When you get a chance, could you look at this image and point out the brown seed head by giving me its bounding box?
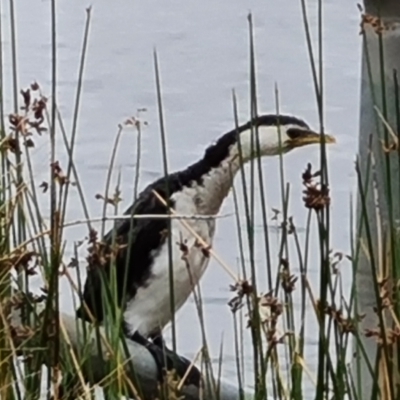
[20,89,31,110]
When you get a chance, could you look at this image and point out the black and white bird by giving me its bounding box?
[76,114,335,385]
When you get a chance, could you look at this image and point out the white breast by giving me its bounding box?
[123,187,216,337]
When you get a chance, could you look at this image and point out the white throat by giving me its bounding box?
[233,125,289,160]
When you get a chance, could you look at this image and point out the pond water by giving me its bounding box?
[2,0,360,395]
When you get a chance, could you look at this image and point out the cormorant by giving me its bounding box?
[76,114,335,386]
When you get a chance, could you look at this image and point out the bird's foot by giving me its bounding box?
[151,333,201,386]
[130,332,201,387]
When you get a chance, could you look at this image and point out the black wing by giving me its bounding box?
[75,140,225,323]
[76,179,175,324]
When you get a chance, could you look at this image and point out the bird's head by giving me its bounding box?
[236,114,336,159]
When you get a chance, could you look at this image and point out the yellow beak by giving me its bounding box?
[288,129,336,149]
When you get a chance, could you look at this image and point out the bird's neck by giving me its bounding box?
[168,121,285,215]
[190,153,243,215]
[175,128,259,215]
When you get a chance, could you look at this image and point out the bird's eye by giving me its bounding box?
[287,128,305,139]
